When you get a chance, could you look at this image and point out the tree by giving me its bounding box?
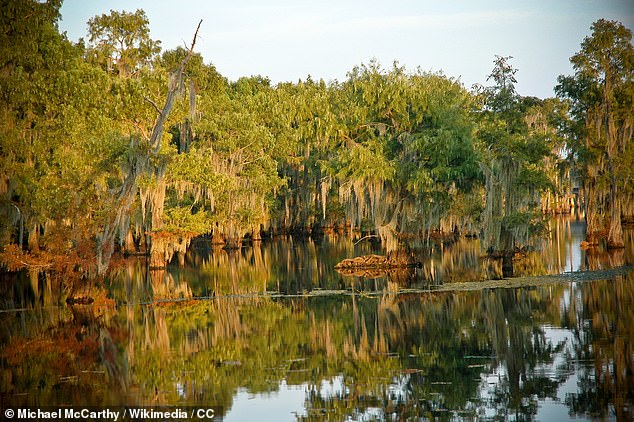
[176,75,285,249]
[327,61,480,253]
[477,56,552,276]
[272,77,339,236]
[556,19,634,248]
[95,21,203,272]
[87,9,160,77]
[0,0,131,277]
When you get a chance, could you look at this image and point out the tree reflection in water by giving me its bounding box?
[0,223,632,420]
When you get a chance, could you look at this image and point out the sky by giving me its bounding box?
[58,0,634,99]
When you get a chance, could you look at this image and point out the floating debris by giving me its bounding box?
[66,296,94,305]
[465,356,496,359]
[334,253,418,271]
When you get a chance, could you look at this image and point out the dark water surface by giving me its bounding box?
[1,219,633,420]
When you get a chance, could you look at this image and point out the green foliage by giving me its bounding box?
[556,19,634,244]
[326,62,481,238]
[477,56,557,253]
[86,9,161,76]
[484,55,519,113]
[163,206,210,235]
[2,4,618,274]
[1,1,136,259]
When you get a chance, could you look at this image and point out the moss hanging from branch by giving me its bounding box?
[556,19,634,248]
[96,20,203,274]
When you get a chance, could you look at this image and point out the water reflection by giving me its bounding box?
[108,218,634,301]
[0,221,633,421]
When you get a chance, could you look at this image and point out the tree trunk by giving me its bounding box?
[28,222,40,252]
[121,228,136,255]
[95,21,202,275]
[584,175,600,245]
[500,226,514,277]
[149,236,167,268]
[607,184,624,248]
[604,70,624,249]
[145,178,167,265]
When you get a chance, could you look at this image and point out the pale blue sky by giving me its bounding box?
[59,0,633,99]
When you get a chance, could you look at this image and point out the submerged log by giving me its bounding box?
[66,296,94,306]
[335,254,389,269]
[334,251,418,270]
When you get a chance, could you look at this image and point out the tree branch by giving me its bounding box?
[149,19,202,152]
[353,234,380,245]
[96,20,203,275]
[143,96,162,115]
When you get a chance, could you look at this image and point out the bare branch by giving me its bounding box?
[148,19,203,152]
[179,19,203,73]
[353,234,380,245]
[96,20,203,275]
[143,96,162,115]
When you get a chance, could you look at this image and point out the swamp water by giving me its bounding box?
[1,218,633,420]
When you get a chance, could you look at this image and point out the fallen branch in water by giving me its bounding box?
[353,234,380,245]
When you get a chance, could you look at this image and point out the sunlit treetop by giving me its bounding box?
[86,9,161,77]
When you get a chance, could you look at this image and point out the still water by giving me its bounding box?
[1,218,633,421]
